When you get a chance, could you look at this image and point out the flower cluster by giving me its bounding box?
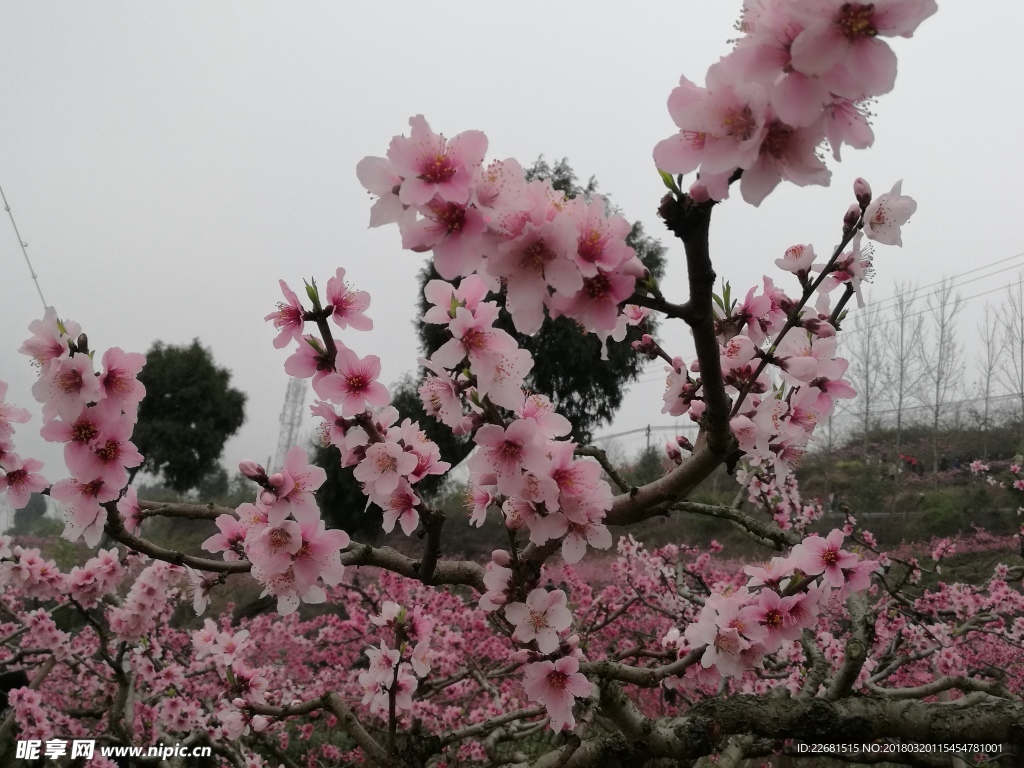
[654,0,937,205]
[356,601,433,715]
[203,448,347,614]
[671,529,876,679]
[11,309,147,546]
[359,117,649,348]
[0,380,44,509]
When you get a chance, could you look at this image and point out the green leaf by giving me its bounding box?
[304,278,322,311]
[658,169,680,194]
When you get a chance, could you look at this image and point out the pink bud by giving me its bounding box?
[631,334,658,358]
[268,472,286,490]
[688,180,711,203]
[491,549,512,567]
[853,177,872,209]
[239,460,266,480]
[260,490,278,505]
[843,203,860,231]
[232,698,246,708]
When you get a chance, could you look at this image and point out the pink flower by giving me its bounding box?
[487,214,581,335]
[202,513,248,561]
[0,454,48,509]
[790,529,860,588]
[64,410,143,489]
[653,60,769,180]
[32,354,101,422]
[740,118,831,206]
[19,307,80,369]
[790,0,938,98]
[284,335,335,383]
[313,346,390,417]
[356,156,409,228]
[863,180,917,246]
[326,268,372,331]
[504,588,573,653]
[364,641,400,684]
[751,589,802,653]
[432,303,535,412]
[387,115,488,206]
[0,381,31,437]
[418,359,467,431]
[401,196,491,280]
[522,656,592,732]
[567,195,634,277]
[410,640,431,677]
[774,243,816,283]
[471,420,547,497]
[421,276,490,325]
[247,519,303,575]
[354,441,417,497]
[116,487,144,535]
[377,479,421,535]
[264,446,327,525]
[98,347,147,408]
[291,520,348,589]
[51,476,120,548]
[478,561,514,612]
[518,394,572,439]
[265,280,306,350]
[560,506,613,563]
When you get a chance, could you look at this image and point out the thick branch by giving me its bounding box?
[104,505,252,574]
[138,500,233,520]
[604,443,723,526]
[658,193,733,455]
[342,543,484,591]
[581,647,704,688]
[520,694,1024,768]
[324,692,396,767]
[673,500,800,549]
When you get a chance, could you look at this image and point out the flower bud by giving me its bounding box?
[688,180,711,203]
[631,334,658,358]
[268,472,286,490]
[259,490,278,506]
[843,203,861,231]
[239,460,266,481]
[666,442,683,464]
[853,177,872,209]
[491,549,512,567]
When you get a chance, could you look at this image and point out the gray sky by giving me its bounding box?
[2,2,1022,485]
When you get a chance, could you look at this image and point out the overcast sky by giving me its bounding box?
[2,1,1022,496]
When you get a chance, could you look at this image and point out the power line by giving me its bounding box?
[0,181,46,310]
[863,250,1024,313]
[833,390,1023,421]
[843,282,1007,338]
[593,423,697,444]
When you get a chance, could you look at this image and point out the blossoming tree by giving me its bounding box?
[7,2,1024,767]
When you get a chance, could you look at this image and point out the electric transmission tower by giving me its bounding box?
[271,377,308,472]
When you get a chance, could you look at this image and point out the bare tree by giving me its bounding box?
[920,278,964,473]
[974,303,1005,458]
[844,295,888,456]
[1000,272,1024,447]
[880,281,926,455]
